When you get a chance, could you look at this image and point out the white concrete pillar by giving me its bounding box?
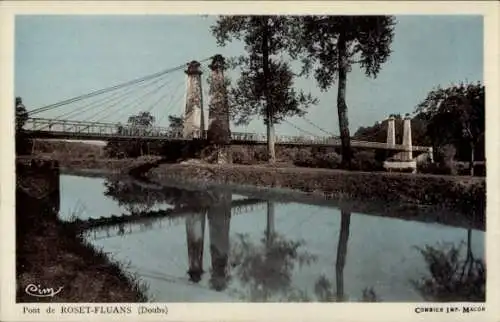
[402,114,413,161]
[386,116,396,146]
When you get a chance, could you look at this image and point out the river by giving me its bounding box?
[59,174,485,303]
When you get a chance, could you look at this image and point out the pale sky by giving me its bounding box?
[15,15,483,136]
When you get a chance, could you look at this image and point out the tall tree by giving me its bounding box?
[415,82,485,175]
[211,16,317,163]
[290,16,396,169]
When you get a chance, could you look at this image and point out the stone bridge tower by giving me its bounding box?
[207,54,231,163]
[183,61,204,138]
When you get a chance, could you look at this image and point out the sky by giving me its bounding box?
[15,15,483,137]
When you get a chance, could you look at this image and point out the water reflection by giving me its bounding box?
[186,212,206,283]
[412,228,485,302]
[207,191,232,291]
[75,176,486,302]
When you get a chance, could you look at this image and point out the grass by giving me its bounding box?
[16,161,150,302]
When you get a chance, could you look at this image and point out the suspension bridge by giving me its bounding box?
[18,55,432,159]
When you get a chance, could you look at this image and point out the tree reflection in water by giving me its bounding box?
[228,201,317,301]
[412,228,485,302]
[313,210,380,302]
[101,180,388,301]
[103,178,218,214]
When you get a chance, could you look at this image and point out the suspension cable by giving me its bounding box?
[85,74,176,126]
[33,72,171,131]
[301,115,336,136]
[156,79,186,126]
[28,56,213,116]
[137,78,182,123]
[281,119,321,138]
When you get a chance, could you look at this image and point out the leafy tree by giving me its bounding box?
[128,111,155,131]
[415,82,485,175]
[211,16,317,163]
[289,16,396,169]
[107,111,156,157]
[15,97,28,131]
[167,114,184,136]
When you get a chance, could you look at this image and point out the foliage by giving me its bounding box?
[106,111,157,158]
[211,16,317,162]
[412,240,485,302]
[415,82,485,175]
[103,179,218,214]
[353,114,430,147]
[167,114,184,136]
[351,150,383,172]
[230,232,316,301]
[127,111,155,128]
[15,97,28,131]
[289,16,397,168]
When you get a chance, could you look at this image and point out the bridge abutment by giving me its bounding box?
[183,61,204,139]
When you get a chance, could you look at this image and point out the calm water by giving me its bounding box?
[59,174,485,302]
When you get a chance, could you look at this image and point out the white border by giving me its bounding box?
[1,1,499,321]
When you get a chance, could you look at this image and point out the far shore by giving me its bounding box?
[20,156,485,229]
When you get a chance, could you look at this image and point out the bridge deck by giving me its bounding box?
[23,117,431,152]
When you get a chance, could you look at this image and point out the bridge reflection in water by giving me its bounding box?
[75,177,484,302]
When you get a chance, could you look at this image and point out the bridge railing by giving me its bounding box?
[24,117,431,152]
[24,117,192,140]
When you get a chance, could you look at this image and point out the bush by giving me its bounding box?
[419,162,456,175]
[351,151,383,171]
[231,146,253,165]
[293,149,315,167]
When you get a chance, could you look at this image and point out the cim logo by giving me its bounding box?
[25,284,63,298]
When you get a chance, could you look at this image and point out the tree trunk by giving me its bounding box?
[469,143,475,176]
[262,18,276,163]
[336,31,352,169]
[336,209,351,302]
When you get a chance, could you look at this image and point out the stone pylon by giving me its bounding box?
[207,55,231,164]
[183,61,204,138]
[386,116,396,146]
[402,114,413,161]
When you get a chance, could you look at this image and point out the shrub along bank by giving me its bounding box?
[29,139,485,176]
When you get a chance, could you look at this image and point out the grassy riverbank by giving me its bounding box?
[16,162,149,302]
[146,163,485,218]
[21,152,486,218]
